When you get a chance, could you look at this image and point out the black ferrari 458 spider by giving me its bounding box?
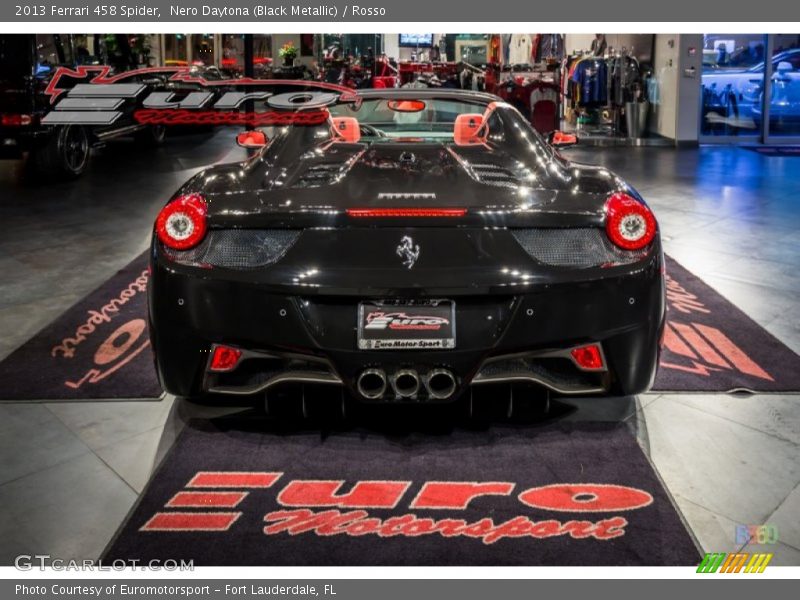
[148,89,665,417]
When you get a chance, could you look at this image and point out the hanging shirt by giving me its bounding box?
[530,84,559,134]
[530,84,559,109]
[647,70,663,105]
[610,55,641,105]
[459,69,469,89]
[509,34,533,65]
[571,58,607,105]
[501,34,512,64]
[537,35,564,61]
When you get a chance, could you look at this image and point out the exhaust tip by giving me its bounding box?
[392,369,420,398]
[357,369,387,400]
[425,369,457,400]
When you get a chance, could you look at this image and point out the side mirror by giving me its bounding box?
[236,130,268,149]
[776,61,793,74]
[548,130,579,148]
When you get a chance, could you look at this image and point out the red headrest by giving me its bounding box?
[372,76,396,89]
[331,117,361,143]
[453,113,485,146]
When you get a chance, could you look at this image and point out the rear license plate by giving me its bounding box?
[357,300,456,350]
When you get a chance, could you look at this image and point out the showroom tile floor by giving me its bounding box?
[0,131,799,565]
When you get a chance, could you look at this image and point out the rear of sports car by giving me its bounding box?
[147,92,666,408]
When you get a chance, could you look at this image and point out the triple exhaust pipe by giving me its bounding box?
[356,368,457,401]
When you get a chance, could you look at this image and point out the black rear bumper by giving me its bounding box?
[148,243,665,400]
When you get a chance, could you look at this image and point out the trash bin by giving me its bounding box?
[625,101,650,138]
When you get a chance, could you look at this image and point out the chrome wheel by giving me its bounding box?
[61,126,89,174]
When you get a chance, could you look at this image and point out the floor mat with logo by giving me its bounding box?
[102,416,701,566]
[0,252,160,401]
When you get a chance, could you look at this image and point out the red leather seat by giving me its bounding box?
[453,113,485,146]
[372,76,397,89]
[331,117,361,143]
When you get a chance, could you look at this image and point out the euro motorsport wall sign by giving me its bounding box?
[39,65,359,128]
[4,0,800,22]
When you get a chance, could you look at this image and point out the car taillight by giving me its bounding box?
[209,345,243,372]
[570,344,605,371]
[155,194,208,250]
[604,192,656,250]
[1,114,33,126]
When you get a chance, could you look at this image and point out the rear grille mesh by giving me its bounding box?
[469,163,520,188]
[163,229,300,269]
[163,228,646,270]
[512,228,648,267]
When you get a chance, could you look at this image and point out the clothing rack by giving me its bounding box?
[561,49,646,136]
[492,68,561,134]
[396,61,487,90]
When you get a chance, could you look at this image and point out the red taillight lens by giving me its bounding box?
[155,194,207,250]
[346,208,467,218]
[604,192,656,250]
[1,114,33,126]
[209,345,242,372]
[570,344,605,371]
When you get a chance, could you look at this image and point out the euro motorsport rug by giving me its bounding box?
[102,416,701,566]
[653,257,800,393]
[0,252,161,401]
[0,252,799,401]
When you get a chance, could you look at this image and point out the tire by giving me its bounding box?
[465,383,550,424]
[465,385,508,425]
[134,124,166,147]
[301,385,351,425]
[264,385,305,421]
[30,125,90,180]
[507,383,551,422]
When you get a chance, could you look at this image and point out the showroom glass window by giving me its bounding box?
[164,34,188,65]
[700,34,766,137]
[345,34,382,58]
[221,34,244,74]
[192,34,215,66]
[767,34,800,137]
[254,36,273,77]
[220,35,272,77]
[35,34,75,69]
